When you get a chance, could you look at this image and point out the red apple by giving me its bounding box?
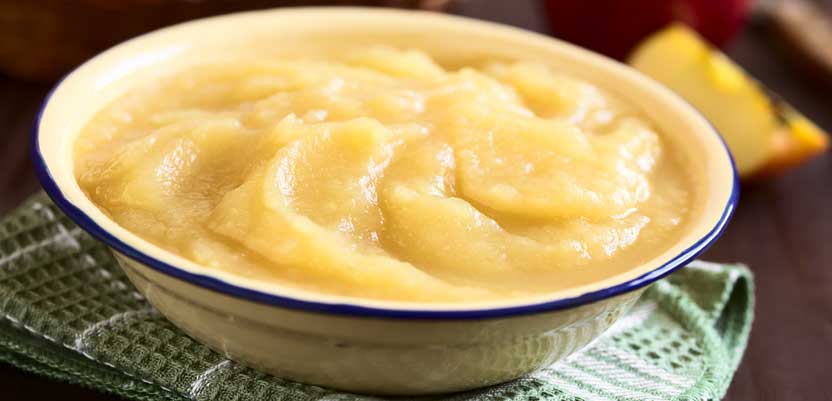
[544,0,752,60]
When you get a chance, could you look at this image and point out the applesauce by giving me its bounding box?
[74,47,691,302]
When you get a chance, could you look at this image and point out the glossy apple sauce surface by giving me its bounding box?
[73,47,691,302]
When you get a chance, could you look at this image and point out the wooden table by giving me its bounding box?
[1,2,830,400]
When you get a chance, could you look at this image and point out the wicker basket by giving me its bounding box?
[0,0,453,81]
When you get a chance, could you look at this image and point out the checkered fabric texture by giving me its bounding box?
[0,193,753,401]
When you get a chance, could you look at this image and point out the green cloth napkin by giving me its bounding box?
[0,193,753,401]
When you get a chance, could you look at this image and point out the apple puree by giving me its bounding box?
[74,47,690,302]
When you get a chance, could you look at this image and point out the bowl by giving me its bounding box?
[31,7,737,395]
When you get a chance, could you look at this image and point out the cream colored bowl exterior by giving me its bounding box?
[33,7,737,396]
[117,252,641,395]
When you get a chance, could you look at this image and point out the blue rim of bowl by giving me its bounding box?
[31,78,739,320]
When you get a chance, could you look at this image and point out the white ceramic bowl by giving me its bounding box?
[32,7,737,395]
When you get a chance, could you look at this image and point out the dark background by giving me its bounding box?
[1,1,830,400]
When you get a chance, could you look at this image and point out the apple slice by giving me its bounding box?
[755,100,829,178]
[629,23,828,177]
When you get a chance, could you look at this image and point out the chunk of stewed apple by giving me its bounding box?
[452,112,660,220]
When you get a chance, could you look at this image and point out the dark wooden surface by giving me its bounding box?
[1,2,831,400]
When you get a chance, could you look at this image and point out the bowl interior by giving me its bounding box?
[34,7,736,314]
